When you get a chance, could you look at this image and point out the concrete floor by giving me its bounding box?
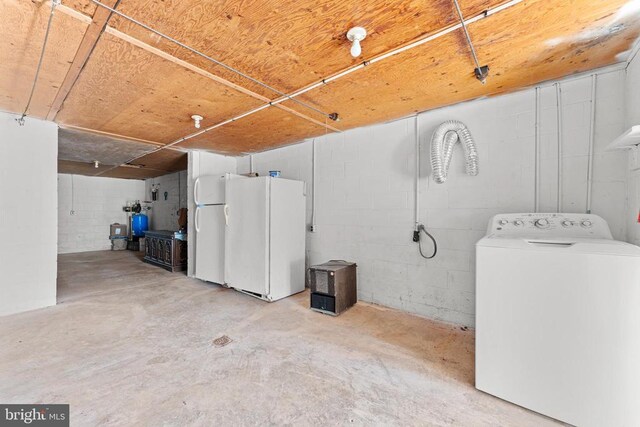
[0,251,561,426]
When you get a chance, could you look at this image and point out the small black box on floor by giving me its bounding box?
[309,260,357,316]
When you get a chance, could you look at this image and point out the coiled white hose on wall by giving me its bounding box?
[430,121,478,184]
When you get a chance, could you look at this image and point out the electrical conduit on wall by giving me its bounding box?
[556,82,564,213]
[587,74,597,214]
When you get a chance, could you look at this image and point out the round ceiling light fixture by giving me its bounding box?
[191,114,204,129]
[346,27,367,58]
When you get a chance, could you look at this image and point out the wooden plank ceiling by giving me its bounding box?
[2,0,639,179]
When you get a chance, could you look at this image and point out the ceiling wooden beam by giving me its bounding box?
[106,26,338,131]
[46,0,121,121]
[53,3,340,133]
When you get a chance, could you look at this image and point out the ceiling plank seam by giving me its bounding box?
[265,0,523,109]
[54,3,341,134]
[163,0,525,151]
[103,26,341,132]
[90,0,339,122]
[58,124,189,153]
[86,0,526,172]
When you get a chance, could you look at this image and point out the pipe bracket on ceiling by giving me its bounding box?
[90,0,339,122]
[16,0,60,125]
[452,0,489,84]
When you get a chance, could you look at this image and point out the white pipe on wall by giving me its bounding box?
[414,116,420,231]
[586,74,597,214]
[534,87,541,213]
[311,139,317,232]
[556,83,563,213]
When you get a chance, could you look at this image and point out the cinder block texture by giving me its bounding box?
[238,67,629,327]
[58,175,145,254]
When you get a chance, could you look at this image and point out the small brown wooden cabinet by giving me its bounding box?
[144,230,187,272]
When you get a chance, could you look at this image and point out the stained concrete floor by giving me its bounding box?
[0,251,561,426]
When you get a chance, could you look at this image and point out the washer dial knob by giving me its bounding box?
[561,220,573,227]
[581,220,593,228]
[498,219,508,226]
[514,220,524,227]
[535,218,549,228]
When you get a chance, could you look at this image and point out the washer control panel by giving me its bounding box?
[487,213,612,239]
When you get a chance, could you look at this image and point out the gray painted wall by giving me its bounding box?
[145,171,188,231]
[1,112,58,315]
[237,66,629,326]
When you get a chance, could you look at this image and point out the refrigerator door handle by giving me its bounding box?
[194,177,200,205]
[195,206,201,233]
[224,204,229,226]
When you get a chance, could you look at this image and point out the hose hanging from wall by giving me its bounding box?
[417,224,437,259]
[430,121,478,184]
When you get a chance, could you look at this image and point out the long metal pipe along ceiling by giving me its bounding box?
[279,0,524,103]
[181,0,524,145]
[96,0,524,175]
[17,0,60,125]
[95,103,272,176]
[89,0,336,121]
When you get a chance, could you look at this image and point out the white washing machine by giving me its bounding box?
[476,213,640,427]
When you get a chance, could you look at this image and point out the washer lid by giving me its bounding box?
[477,236,640,256]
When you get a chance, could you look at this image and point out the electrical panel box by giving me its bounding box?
[309,260,357,316]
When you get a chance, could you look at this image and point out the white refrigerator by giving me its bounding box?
[193,173,244,284]
[224,176,306,301]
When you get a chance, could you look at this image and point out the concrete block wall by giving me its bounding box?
[238,66,628,326]
[0,112,58,316]
[625,50,640,246]
[236,143,314,252]
[145,170,187,231]
[58,174,146,254]
[537,71,627,235]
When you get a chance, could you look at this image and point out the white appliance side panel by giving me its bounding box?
[194,205,225,284]
[225,178,269,295]
[194,175,226,205]
[187,151,197,277]
[476,246,640,427]
[268,179,306,301]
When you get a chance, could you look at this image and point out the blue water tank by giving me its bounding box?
[131,214,149,237]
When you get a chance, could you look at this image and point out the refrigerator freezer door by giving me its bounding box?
[194,175,225,205]
[194,205,226,284]
[225,177,269,296]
